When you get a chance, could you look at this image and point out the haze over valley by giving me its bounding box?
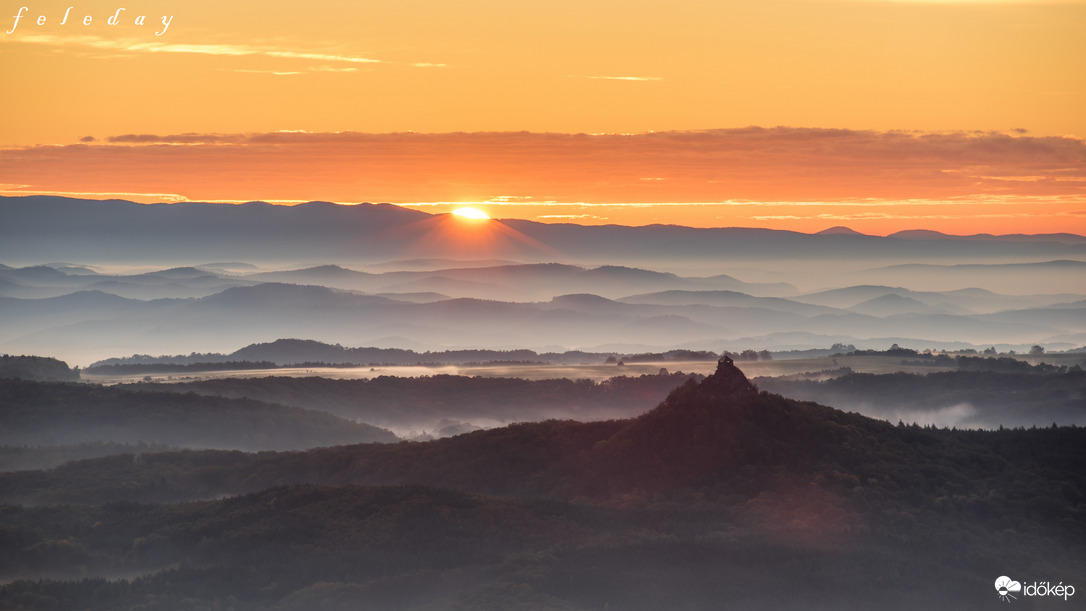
[2,197,1084,609]
[3,197,1085,367]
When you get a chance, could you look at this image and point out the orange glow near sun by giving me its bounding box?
[389,206,561,259]
[452,207,491,221]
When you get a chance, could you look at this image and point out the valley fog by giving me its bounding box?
[2,198,1085,610]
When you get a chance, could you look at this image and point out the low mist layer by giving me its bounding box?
[3,259,1083,367]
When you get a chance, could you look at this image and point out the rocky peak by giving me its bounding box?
[701,354,759,399]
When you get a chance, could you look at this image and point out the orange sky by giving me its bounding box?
[2,0,1085,234]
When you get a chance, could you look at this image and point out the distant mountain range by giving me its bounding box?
[3,196,1084,269]
[0,260,791,301]
[3,196,1085,363]
[853,259,1086,292]
[3,261,1083,366]
[86,338,627,368]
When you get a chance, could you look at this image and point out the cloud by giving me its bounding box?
[264,50,380,64]
[536,214,607,220]
[11,34,379,62]
[107,133,245,144]
[577,75,664,81]
[0,187,189,202]
[6,34,441,69]
[1,129,1083,219]
[233,69,303,76]
[311,66,359,73]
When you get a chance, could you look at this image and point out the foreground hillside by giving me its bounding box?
[123,371,702,432]
[1,360,1082,609]
[0,380,396,461]
[758,368,1086,428]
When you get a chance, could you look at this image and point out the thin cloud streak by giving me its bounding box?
[233,69,303,76]
[0,188,190,202]
[264,50,380,64]
[6,34,441,68]
[582,75,664,81]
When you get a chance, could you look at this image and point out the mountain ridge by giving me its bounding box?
[4,196,1084,266]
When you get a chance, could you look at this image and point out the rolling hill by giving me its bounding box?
[1,360,1082,609]
[0,379,397,453]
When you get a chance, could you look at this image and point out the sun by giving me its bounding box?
[452,207,490,220]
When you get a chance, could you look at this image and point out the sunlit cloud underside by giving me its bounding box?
[2,128,1084,234]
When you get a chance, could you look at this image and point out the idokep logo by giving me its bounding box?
[995,576,1076,603]
[996,576,1022,602]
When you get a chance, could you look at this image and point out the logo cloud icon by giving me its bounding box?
[995,576,1022,602]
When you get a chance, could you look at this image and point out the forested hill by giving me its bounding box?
[756,368,1086,428]
[88,338,719,369]
[0,380,397,453]
[2,360,1083,610]
[128,372,703,431]
[6,360,1084,515]
[0,355,79,382]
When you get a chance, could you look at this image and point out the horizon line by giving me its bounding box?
[2,193,1084,240]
